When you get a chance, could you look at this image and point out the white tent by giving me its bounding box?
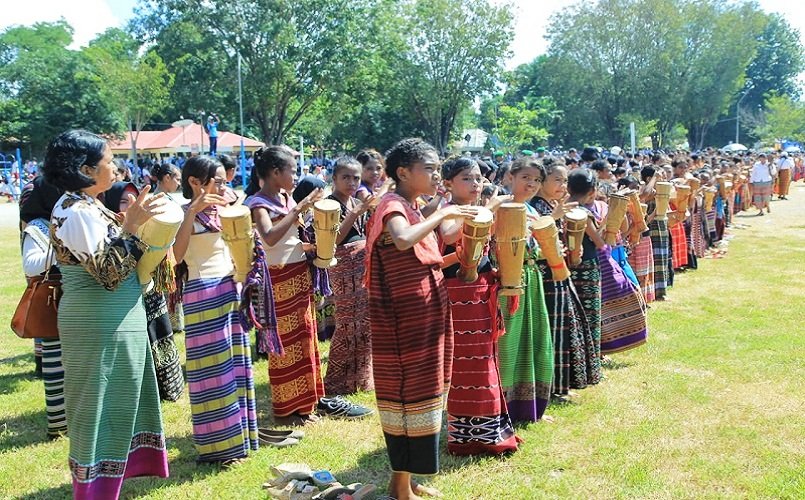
[721,143,748,152]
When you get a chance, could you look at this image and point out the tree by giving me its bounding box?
[133,0,377,146]
[0,21,120,154]
[493,103,550,153]
[85,29,174,161]
[393,0,514,154]
[751,94,805,144]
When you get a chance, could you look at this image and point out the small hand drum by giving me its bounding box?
[312,199,340,268]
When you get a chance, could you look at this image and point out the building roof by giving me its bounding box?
[108,124,265,152]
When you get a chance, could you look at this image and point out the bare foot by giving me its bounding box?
[411,480,443,498]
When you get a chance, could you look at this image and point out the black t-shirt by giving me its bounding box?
[327,194,366,245]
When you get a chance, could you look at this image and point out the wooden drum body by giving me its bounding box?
[136,199,183,285]
[219,204,255,283]
[704,189,716,211]
[312,199,340,269]
[530,216,570,281]
[654,181,673,221]
[604,193,629,245]
[564,208,588,267]
[494,203,527,296]
[674,184,691,216]
[457,206,494,283]
[626,190,649,236]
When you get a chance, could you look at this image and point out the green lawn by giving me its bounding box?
[1,189,804,499]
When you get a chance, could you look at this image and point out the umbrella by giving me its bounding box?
[721,143,748,152]
[784,145,801,153]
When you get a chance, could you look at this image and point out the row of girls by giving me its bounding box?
[22,131,380,500]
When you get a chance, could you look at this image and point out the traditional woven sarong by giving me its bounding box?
[649,219,670,299]
[184,276,257,462]
[628,234,655,303]
[690,208,706,258]
[144,289,184,402]
[324,240,373,395]
[670,221,689,269]
[598,247,648,354]
[569,258,603,384]
[684,220,698,270]
[369,243,452,475]
[752,181,772,206]
[446,272,518,456]
[537,262,597,394]
[267,260,325,417]
[315,292,336,342]
[41,338,66,437]
[59,267,168,499]
[778,169,791,196]
[499,253,555,423]
[184,275,259,462]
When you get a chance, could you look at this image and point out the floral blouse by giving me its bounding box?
[51,191,148,290]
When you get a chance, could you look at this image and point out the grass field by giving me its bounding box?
[1,187,804,499]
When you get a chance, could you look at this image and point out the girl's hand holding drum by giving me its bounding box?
[122,185,168,234]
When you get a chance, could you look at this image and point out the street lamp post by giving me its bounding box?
[736,90,750,144]
[238,52,247,189]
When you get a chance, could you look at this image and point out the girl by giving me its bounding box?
[642,166,671,300]
[529,159,598,397]
[356,149,384,202]
[566,169,604,382]
[497,157,555,422]
[440,157,519,456]
[244,146,327,425]
[323,157,374,395]
[173,155,258,464]
[365,138,474,500]
[627,173,656,303]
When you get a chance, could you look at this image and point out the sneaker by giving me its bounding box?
[316,396,374,419]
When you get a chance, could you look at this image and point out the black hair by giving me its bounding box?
[590,159,610,172]
[441,157,478,180]
[509,157,546,181]
[541,156,566,176]
[566,157,579,165]
[332,156,361,177]
[567,168,597,196]
[181,155,222,199]
[218,154,237,172]
[152,162,176,182]
[42,129,107,192]
[640,165,656,183]
[356,149,385,168]
[246,145,296,195]
[617,175,639,190]
[384,138,437,182]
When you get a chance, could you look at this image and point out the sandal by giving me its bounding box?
[259,434,300,448]
[259,427,305,440]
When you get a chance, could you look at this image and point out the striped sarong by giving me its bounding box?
[267,260,325,418]
[569,258,602,383]
[691,208,706,258]
[59,267,168,499]
[325,240,374,395]
[628,234,655,303]
[649,219,670,299]
[446,272,518,456]
[752,181,772,206]
[598,247,648,354]
[777,169,791,196]
[369,243,452,474]
[538,262,597,394]
[499,259,554,422]
[670,221,689,269]
[41,338,66,437]
[184,275,258,462]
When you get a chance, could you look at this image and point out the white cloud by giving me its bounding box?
[1,0,120,49]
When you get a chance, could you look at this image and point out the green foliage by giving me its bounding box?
[84,29,174,157]
[392,0,514,153]
[0,22,120,154]
[493,102,550,153]
[751,93,805,144]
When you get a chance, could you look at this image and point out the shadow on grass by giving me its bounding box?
[15,433,223,499]
[0,408,50,452]
[602,359,634,370]
[0,370,37,396]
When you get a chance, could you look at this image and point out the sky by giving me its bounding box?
[1,0,803,69]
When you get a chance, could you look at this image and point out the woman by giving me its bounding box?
[173,155,259,464]
[18,176,67,439]
[102,181,184,403]
[750,154,773,215]
[42,130,169,499]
